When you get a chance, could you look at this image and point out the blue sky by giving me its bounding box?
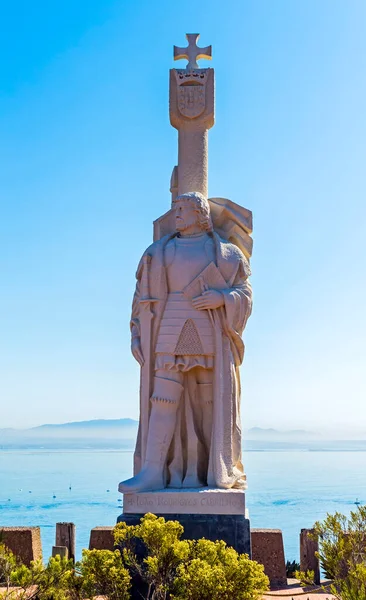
[1,0,365,433]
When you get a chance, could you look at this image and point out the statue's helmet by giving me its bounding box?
[172,191,213,232]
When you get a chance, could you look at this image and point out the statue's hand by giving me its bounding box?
[192,290,224,310]
[131,337,144,366]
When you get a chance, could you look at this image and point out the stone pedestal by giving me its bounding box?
[119,488,250,555]
[56,522,75,562]
[251,529,287,589]
[118,513,251,556]
[122,487,245,515]
[52,546,68,559]
[0,527,42,565]
[300,528,320,585]
[89,526,115,551]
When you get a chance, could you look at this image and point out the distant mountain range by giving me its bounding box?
[0,419,316,440]
[32,418,138,430]
[0,418,138,441]
[246,427,316,440]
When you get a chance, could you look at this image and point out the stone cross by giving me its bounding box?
[169,34,214,197]
[174,33,212,70]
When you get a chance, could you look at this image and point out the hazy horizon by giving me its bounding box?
[1,417,366,441]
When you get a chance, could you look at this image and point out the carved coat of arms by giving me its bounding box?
[178,84,205,119]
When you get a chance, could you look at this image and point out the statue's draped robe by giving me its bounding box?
[131,231,252,489]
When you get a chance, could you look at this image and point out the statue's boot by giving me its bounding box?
[119,377,183,493]
[181,382,213,488]
[199,383,213,459]
[167,402,184,488]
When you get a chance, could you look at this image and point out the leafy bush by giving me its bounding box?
[286,559,300,577]
[296,505,366,600]
[114,513,269,600]
[172,538,268,600]
[0,544,18,591]
[9,555,76,600]
[114,514,191,599]
[79,549,131,600]
[0,550,131,600]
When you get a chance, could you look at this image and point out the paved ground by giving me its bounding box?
[262,579,337,599]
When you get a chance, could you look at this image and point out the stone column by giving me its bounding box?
[300,528,320,585]
[0,527,42,566]
[169,68,214,198]
[56,522,75,562]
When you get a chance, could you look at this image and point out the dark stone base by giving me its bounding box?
[117,512,251,556]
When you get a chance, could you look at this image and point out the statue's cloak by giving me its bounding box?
[131,231,252,489]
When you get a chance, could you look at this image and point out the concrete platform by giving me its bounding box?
[262,578,336,598]
[122,487,245,515]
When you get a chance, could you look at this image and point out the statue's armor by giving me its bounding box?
[155,233,215,371]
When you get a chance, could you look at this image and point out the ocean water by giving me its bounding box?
[0,441,365,562]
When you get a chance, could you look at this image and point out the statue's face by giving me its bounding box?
[175,200,199,232]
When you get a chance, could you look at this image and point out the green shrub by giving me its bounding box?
[1,550,131,600]
[114,513,269,600]
[286,559,300,577]
[79,549,131,600]
[0,544,18,591]
[296,505,366,600]
[9,555,75,600]
[172,538,269,600]
[114,513,191,599]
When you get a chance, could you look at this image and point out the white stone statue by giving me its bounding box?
[119,191,252,493]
